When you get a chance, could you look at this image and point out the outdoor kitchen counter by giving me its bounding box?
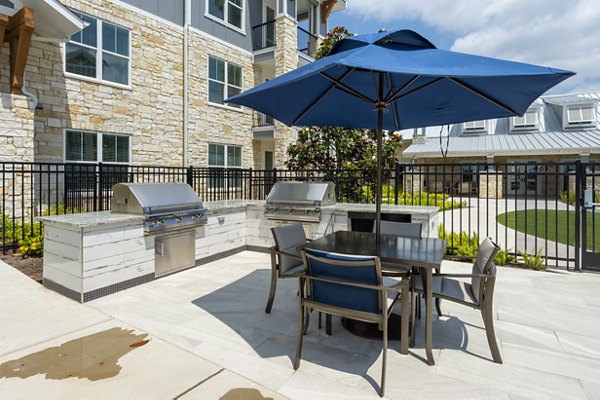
[203,200,264,212]
[325,203,438,215]
[37,211,144,227]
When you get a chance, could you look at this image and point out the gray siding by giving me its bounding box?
[120,0,184,25]
[249,0,263,29]
[192,0,252,51]
[0,0,13,8]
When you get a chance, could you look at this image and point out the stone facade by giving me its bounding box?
[478,174,504,199]
[0,0,310,170]
[0,93,34,161]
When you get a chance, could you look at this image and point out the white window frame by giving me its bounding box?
[208,143,243,190]
[205,0,246,34]
[64,129,131,165]
[511,108,540,131]
[207,55,243,108]
[462,120,487,134]
[564,104,596,128]
[64,11,132,89]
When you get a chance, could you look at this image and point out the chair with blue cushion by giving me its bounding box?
[295,248,410,397]
[266,224,309,314]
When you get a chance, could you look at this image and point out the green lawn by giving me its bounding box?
[496,210,600,251]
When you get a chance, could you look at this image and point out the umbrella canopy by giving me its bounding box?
[226,29,574,237]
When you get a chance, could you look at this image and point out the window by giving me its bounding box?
[66,12,130,86]
[208,56,242,107]
[208,143,242,189]
[463,120,486,134]
[207,0,244,30]
[65,130,130,163]
[511,108,539,131]
[65,130,131,193]
[566,105,596,127]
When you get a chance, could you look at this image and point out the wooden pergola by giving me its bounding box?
[0,7,35,95]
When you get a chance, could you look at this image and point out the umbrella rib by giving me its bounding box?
[447,77,516,114]
[384,75,421,104]
[292,68,355,125]
[387,77,445,103]
[320,72,376,105]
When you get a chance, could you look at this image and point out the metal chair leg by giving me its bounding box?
[435,297,442,317]
[265,255,278,314]
[295,302,304,370]
[380,315,388,398]
[400,283,409,354]
[481,302,503,363]
[326,314,332,335]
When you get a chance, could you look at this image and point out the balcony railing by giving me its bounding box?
[252,21,276,51]
[297,26,319,57]
[254,111,274,127]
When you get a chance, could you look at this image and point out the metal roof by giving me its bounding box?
[402,129,600,158]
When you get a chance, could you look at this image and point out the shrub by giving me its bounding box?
[438,224,479,256]
[494,248,516,266]
[519,248,545,270]
[18,234,44,258]
[364,185,466,211]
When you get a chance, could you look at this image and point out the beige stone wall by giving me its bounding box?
[185,29,254,168]
[0,93,34,161]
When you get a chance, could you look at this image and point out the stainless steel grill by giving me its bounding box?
[111,182,207,234]
[111,182,208,277]
[264,181,336,222]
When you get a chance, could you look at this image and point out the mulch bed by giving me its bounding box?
[0,253,43,283]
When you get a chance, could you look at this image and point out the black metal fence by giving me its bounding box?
[297,26,318,57]
[2,160,596,271]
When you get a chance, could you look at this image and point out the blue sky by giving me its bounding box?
[328,0,600,94]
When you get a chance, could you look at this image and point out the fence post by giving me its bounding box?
[186,165,194,188]
[98,162,104,211]
[394,163,401,205]
[273,167,278,183]
[248,168,253,199]
[575,160,582,271]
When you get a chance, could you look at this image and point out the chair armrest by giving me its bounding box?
[433,273,494,279]
[299,274,408,293]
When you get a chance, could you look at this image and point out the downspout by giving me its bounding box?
[20,73,38,109]
[183,0,191,167]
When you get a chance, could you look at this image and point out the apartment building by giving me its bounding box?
[0,0,346,173]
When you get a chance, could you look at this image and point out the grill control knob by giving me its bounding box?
[176,216,182,223]
[158,219,164,225]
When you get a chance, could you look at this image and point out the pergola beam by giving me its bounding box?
[321,0,336,23]
[6,7,35,95]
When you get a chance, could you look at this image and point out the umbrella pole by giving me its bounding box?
[375,72,385,244]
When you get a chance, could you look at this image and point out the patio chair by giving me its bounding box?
[295,248,410,397]
[413,237,502,363]
[266,224,309,314]
[375,221,422,276]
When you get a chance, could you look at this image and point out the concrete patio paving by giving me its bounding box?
[1,251,599,399]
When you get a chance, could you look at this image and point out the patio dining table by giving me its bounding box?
[301,230,447,365]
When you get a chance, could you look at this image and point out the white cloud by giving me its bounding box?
[345,0,600,93]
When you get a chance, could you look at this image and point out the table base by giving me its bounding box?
[341,314,403,341]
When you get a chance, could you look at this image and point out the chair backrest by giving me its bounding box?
[303,248,383,314]
[272,224,307,274]
[376,221,422,238]
[471,237,500,301]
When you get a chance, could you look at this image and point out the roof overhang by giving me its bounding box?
[3,0,84,42]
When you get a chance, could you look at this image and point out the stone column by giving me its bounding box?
[273,15,298,169]
[479,174,504,199]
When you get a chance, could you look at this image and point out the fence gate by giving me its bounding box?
[581,162,600,271]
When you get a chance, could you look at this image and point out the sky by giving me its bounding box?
[329,0,600,95]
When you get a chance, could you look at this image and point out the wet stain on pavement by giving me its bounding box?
[0,327,149,381]
[220,388,274,400]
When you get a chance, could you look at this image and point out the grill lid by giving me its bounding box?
[111,183,203,215]
[265,181,336,207]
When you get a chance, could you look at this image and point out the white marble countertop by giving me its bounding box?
[204,199,437,215]
[325,203,438,215]
[38,211,144,228]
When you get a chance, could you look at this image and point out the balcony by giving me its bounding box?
[297,26,319,58]
[252,20,276,52]
[253,111,274,127]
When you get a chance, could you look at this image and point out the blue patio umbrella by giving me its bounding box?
[226,29,574,237]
